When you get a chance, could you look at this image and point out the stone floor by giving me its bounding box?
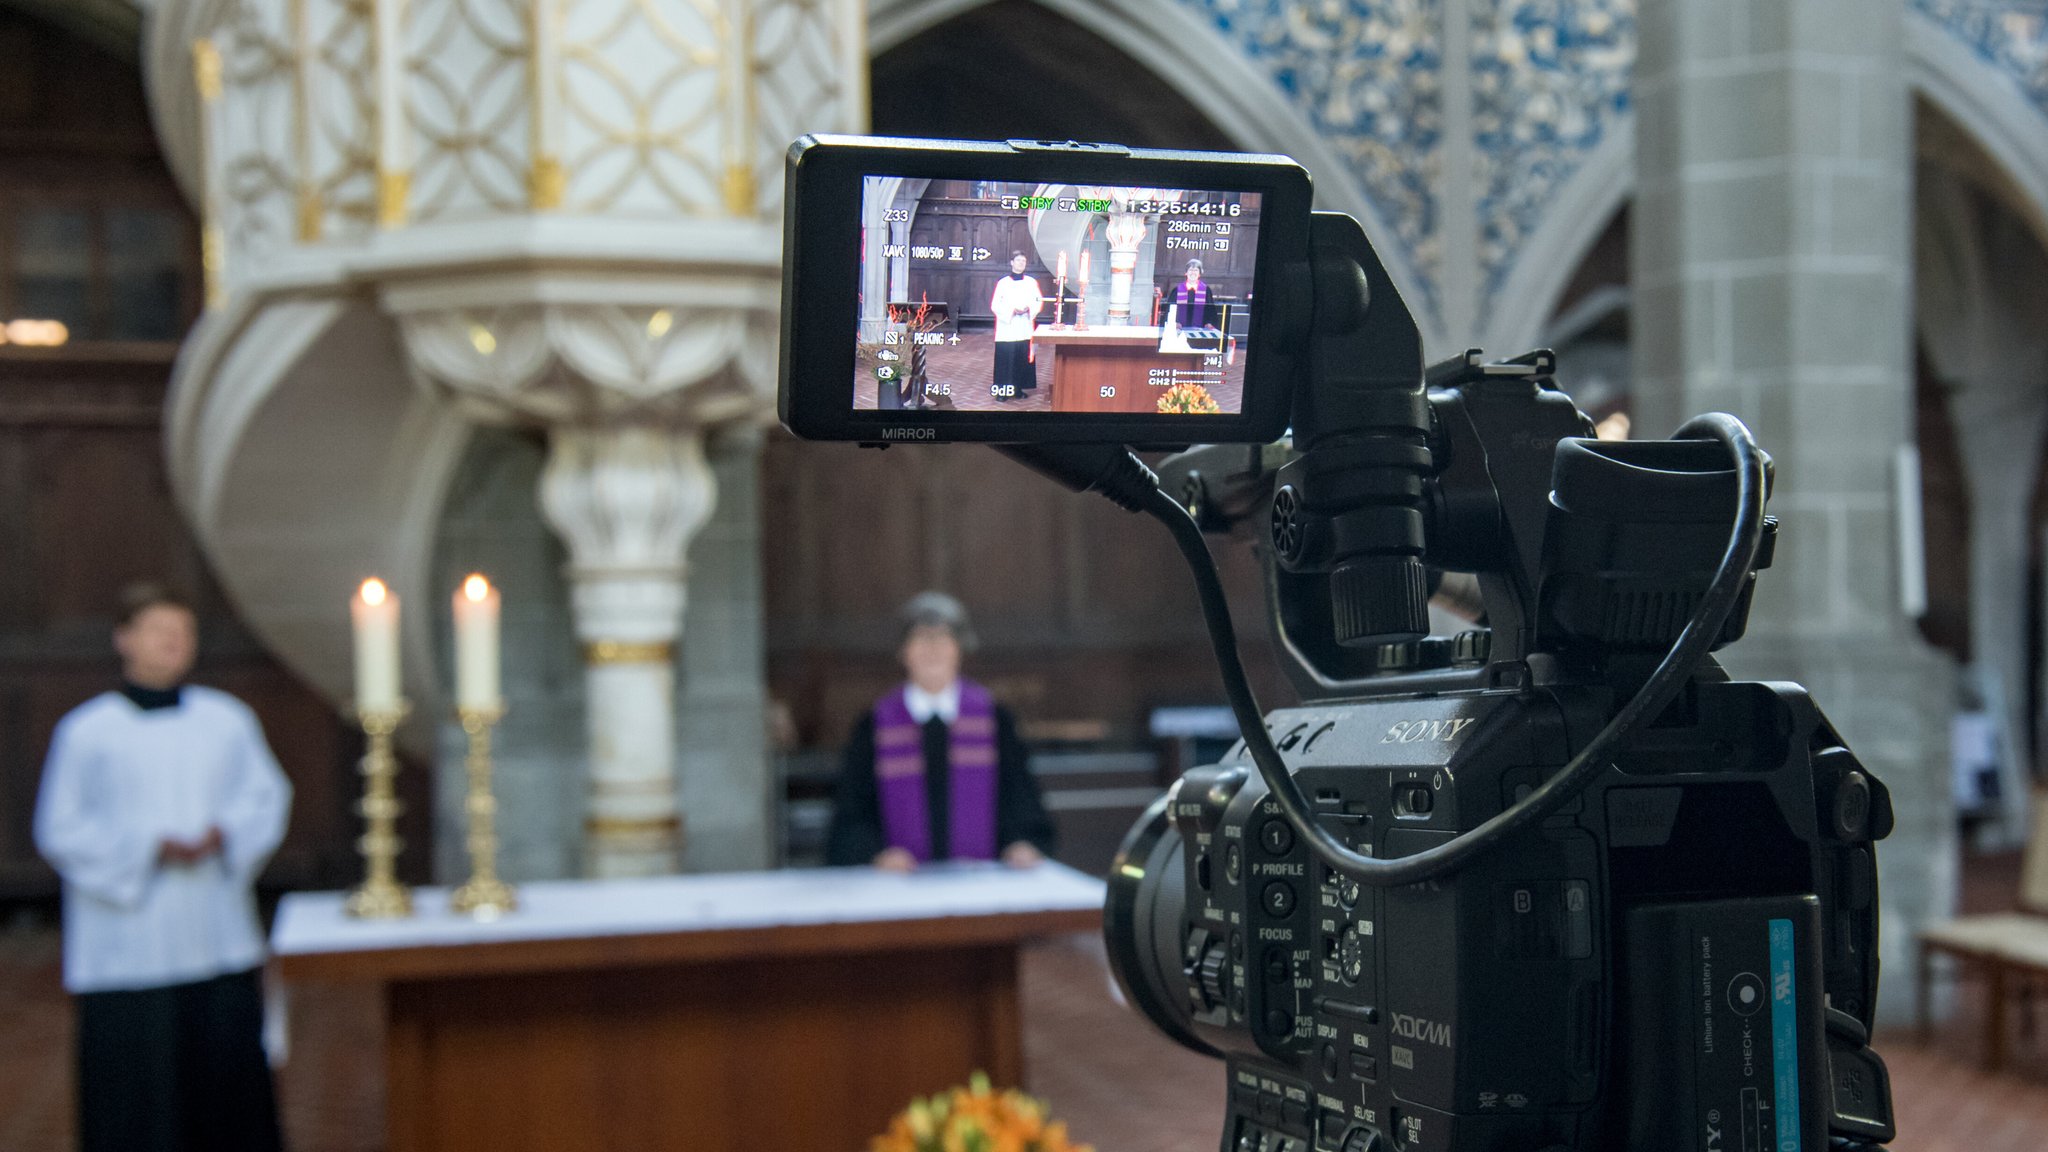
[1,859,2045,1152]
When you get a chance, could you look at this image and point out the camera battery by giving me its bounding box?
[1622,895,1826,1152]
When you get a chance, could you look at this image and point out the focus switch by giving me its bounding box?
[1263,881,1297,917]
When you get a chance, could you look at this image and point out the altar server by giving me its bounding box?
[34,583,291,1152]
[827,592,1055,870]
[989,251,1044,399]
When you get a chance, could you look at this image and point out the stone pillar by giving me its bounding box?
[1634,0,1955,1026]
[539,425,717,876]
[1104,212,1147,325]
[1915,164,2048,844]
[674,429,774,872]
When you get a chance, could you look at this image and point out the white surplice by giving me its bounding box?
[989,274,1043,342]
[34,687,292,993]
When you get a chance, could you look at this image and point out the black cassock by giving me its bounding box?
[824,705,1058,865]
[77,967,284,1152]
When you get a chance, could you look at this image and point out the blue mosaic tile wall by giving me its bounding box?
[1180,0,2048,325]
[1470,0,1633,303]
[1178,0,1447,310]
[1913,0,2048,116]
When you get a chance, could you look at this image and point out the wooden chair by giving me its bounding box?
[1917,789,2048,1070]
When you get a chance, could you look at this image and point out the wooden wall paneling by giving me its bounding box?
[813,442,935,640]
[26,424,185,625]
[942,449,1069,636]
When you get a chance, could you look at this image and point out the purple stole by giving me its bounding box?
[873,680,999,861]
[1174,281,1210,326]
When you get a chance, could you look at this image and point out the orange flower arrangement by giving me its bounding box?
[1157,380,1222,414]
[870,1072,1094,1152]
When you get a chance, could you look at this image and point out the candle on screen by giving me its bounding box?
[1056,250,1068,281]
[1077,250,1090,283]
[453,573,502,712]
[352,579,401,712]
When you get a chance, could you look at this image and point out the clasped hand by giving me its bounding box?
[159,826,224,866]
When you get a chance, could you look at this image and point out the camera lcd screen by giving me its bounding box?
[856,177,1264,417]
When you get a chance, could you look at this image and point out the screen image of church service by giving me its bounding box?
[856,177,1263,415]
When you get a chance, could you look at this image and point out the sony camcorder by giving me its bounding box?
[779,135,1898,1152]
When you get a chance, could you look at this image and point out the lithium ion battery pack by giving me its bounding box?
[1621,895,1828,1152]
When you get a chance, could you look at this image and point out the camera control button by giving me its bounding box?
[1394,783,1433,817]
[1231,1080,1261,1112]
[1227,844,1244,884]
[1349,1049,1379,1080]
[1339,924,1367,984]
[1341,1128,1381,1152]
[1319,1110,1349,1144]
[1262,881,1297,917]
[1260,818,1296,855]
[1282,1098,1312,1133]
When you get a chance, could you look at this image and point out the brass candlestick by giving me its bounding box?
[450,705,517,919]
[345,703,412,919]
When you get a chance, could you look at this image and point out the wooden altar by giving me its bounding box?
[1032,327,1213,413]
[272,863,1106,1152]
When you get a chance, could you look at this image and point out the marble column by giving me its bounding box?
[1634,0,1955,1027]
[539,424,718,877]
[1104,212,1148,324]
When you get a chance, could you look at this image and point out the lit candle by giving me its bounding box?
[453,573,502,712]
[1056,250,1068,281]
[352,579,401,713]
[1078,250,1090,284]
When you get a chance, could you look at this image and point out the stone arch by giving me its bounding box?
[1481,129,1635,355]
[1908,13,2048,249]
[867,0,1449,350]
[1473,18,2048,374]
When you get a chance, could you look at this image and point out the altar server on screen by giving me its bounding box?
[989,252,1044,399]
[34,583,291,1152]
[827,591,1056,870]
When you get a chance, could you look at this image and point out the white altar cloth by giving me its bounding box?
[271,860,1107,958]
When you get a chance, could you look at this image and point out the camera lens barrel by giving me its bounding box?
[1103,793,1213,1057]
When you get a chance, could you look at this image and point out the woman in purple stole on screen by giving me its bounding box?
[1171,258,1211,328]
[825,592,1055,871]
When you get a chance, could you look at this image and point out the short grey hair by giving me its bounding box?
[1185,259,1204,274]
[899,590,978,652]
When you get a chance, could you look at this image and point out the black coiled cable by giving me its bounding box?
[1140,412,1769,886]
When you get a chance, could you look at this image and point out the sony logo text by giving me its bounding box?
[1380,718,1476,744]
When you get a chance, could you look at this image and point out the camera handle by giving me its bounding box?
[1001,407,1768,889]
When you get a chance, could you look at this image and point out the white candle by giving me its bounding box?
[352,578,401,713]
[453,573,502,712]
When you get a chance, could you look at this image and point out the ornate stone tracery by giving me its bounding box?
[158,0,862,878]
